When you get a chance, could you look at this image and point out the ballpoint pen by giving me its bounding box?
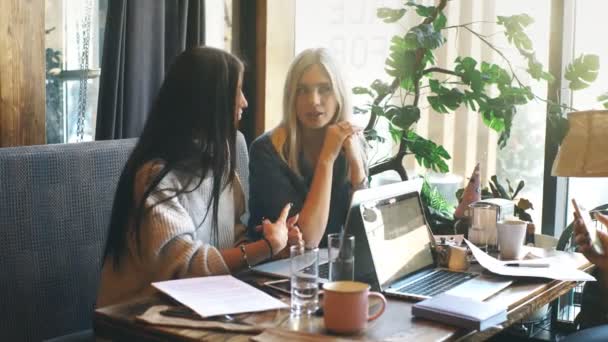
[504,263,550,268]
[160,307,237,322]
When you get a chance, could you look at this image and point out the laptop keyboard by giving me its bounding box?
[319,263,329,279]
[301,263,330,279]
[396,270,478,297]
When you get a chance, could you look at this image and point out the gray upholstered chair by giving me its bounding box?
[235,131,250,226]
[0,139,136,341]
[0,131,250,341]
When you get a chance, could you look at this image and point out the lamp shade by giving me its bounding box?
[552,110,608,177]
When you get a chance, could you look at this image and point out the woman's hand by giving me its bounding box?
[259,203,292,255]
[272,214,304,259]
[320,121,361,163]
[574,212,608,271]
[286,213,303,247]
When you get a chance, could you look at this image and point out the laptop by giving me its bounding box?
[250,178,424,282]
[350,190,513,301]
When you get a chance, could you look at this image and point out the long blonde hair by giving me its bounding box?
[279,48,352,177]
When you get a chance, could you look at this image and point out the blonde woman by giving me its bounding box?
[248,48,367,248]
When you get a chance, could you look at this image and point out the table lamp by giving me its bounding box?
[551,110,608,177]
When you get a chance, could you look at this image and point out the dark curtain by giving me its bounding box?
[95,0,205,140]
[234,0,257,145]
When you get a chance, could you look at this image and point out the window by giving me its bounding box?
[45,0,232,144]
[295,0,550,226]
[45,0,106,143]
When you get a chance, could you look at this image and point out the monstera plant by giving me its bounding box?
[354,0,602,179]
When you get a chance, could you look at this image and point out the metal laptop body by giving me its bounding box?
[250,248,330,282]
[351,191,512,301]
[250,179,424,282]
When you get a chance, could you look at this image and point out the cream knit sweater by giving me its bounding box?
[96,161,246,307]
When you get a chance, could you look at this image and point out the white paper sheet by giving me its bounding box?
[465,239,596,282]
[152,275,288,318]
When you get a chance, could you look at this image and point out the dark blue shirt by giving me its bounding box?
[247,133,351,247]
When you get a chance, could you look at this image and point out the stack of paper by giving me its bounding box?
[152,275,288,318]
[412,293,507,331]
[465,240,596,282]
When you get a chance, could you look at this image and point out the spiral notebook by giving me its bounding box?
[412,293,507,331]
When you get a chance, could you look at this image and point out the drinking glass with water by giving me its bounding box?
[327,233,355,281]
[290,245,319,315]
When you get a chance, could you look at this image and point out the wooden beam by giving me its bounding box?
[254,0,267,138]
[0,0,46,147]
[264,0,295,133]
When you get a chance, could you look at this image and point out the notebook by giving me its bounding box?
[412,293,507,331]
[348,191,512,301]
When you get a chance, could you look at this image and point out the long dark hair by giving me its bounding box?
[104,47,242,267]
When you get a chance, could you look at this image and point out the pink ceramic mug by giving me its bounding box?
[322,281,387,334]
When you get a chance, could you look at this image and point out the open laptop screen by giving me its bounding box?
[359,192,434,288]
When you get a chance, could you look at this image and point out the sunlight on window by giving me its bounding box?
[295,0,401,129]
[494,0,550,228]
[45,0,105,143]
[295,0,550,226]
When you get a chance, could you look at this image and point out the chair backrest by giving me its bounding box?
[0,139,136,341]
[235,131,250,224]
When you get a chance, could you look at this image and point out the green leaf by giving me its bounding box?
[598,92,608,109]
[434,13,447,31]
[404,24,444,50]
[385,37,417,84]
[455,57,483,92]
[547,102,564,116]
[480,62,510,84]
[489,181,500,198]
[370,79,391,100]
[565,54,600,90]
[364,128,385,143]
[527,56,544,80]
[428,79,442,92]
[390,105,421,130]
[547,110,569,145]
[353,106,368,114]
[370,104,386,118]
[427,86,464,113]
[421,178,454,215]
[412,3,436,17]
[352,86,374,97]
[541,71,555,83]
[403,131,451,173]
[506,179,514,197]
[497,14,535,52]
[388,124,403,143]
[491,175,510,199]
[377,7,406,23]
[512,180,525,199]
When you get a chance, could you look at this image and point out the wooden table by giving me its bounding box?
[95,252,593,341]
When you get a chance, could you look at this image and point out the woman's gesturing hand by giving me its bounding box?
[258,203,292,255]
[574,212,608,271]
[271,213,303,259]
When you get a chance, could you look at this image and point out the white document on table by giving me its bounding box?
[465,239,596,282]
[152,275,288,318]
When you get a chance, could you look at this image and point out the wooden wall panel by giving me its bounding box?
[0,0,46,147]
[264,0,295,133]
[254,0,267,138]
